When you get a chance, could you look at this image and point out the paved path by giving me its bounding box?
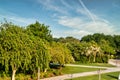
[108,59,120,67]
[41,64,120,80]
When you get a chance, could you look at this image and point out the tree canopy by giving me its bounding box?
[0,22,51,80]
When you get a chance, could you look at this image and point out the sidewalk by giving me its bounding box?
[108,59,120,67]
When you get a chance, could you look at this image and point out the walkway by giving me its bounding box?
[108,59,120,67]
[41,64,120,80]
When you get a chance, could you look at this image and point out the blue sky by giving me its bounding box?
[0,0,120,39]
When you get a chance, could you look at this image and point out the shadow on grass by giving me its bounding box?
[107,75,118,79]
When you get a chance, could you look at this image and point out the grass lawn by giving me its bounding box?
[66,72,120,80]
[73,62,115,67]
[61,66,103,74]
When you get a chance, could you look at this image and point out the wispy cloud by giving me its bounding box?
[0,0,119,39]
[58,16,116,38]
[37,0,119,38]
[65,29,91,39]
[0,8,36,26]
[79,0,96,23]
[61,0,73,9]
[58,16,84,29]
[37,0,68,14]
[55,0,120,38]
[0,14,36,26]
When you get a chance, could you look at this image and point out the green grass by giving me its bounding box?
[0,77,10,80]
[61,66,103,74]
[0,73,32,80]
[73,62,115,67]
[67,72,120,80]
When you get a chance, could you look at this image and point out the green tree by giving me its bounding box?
[49,42,74,64]
[26,21,52,42]
[57,36,80,44]
[99,39,115,58]
[0,22,50,80]
[114,35,120,51]
[0,23,32,80]
[28,37,50,73]
[66,42,81,61]
[81,34,93,42]
[88,41,102,62]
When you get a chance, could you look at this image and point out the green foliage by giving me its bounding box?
[81,33,118,59]
[114,35,120,52]
[114,35,120,58]
[54,34,117,63]
[49,42,74,64]
[26,21,52,42]
[56,36,80,44]
[0,21,51,79]
[99,39,115,58]
[53,70,62,76]
[66,40,104,63]
[81,33,116,48]
[0,23,31,72]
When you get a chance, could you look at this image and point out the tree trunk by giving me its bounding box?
[88,56,90,63]
[93,56,95,62]
[93,52,96,62]
[44,68,47,73]
[38,67,40,80]
[12,69,16,80]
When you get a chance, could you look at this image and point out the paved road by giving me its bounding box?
[41,64,120,80]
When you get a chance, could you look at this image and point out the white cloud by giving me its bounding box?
[61,0,73,9]
[55,0,118,38]
[77,9,88,16]
[84,21,114,34]
[0,14,36,26]
[58,16,84,29]
[58,16,116,38]
[65,30,91,39]
[37,0,68,14]
[78,0,96,23]
[0,8,37,26]
[36,0,119,39]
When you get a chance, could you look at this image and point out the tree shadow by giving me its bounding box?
[107,74,118,79]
